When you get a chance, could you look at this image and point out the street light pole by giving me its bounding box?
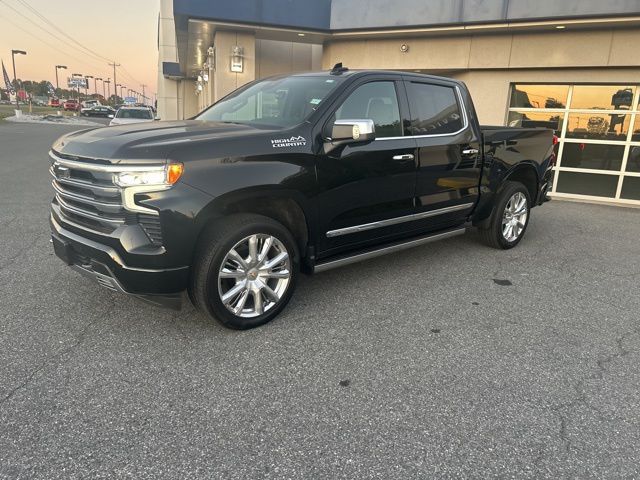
[141,84,147,105]
[55,65,67,98]
[94,77,101,97]
[11,49,27,110]
[104,79,111,103]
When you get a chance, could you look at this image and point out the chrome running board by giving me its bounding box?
[314,227,466,273]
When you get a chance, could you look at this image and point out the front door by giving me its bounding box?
[314,78,417,257]
[404,79,481,230]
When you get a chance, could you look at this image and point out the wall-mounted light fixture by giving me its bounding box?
[231,46,244,73]
[206,46,215,71]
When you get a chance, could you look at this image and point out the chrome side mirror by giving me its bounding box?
[108,114,114,119]
[330,119,376,144]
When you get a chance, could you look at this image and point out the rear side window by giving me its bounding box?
[334,81,402,138]
[406,82,463,135]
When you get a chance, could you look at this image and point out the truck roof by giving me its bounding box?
[274,67,464,87]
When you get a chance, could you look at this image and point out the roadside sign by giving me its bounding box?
[67,77,88,89]
[124,96,136,104]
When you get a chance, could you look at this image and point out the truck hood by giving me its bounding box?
[53,120,279,162]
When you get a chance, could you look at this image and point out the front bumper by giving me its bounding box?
[50,214,189,309]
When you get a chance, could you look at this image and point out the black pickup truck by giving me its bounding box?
[49,65,554,329]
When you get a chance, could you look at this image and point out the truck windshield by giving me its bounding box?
[196,76,344,128]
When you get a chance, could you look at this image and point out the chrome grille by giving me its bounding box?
[49,150,164,244]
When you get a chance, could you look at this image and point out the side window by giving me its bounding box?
[334,81,402,138]
[406,82,463,135]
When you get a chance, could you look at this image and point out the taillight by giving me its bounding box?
[552,135,559,145]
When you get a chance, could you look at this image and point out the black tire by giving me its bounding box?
[188,214,299,330]
[478,181,531,249]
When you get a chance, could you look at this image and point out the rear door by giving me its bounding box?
[314,76,417,256]
[404,78,481,229]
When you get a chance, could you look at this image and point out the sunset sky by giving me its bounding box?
[0,0,159,95]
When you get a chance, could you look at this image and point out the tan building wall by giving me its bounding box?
[322,27,640,124]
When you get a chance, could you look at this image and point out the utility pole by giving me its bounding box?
[94,77,101,96]
[141,84,147,105]
[104,78,111,103]
[108,61,120,101]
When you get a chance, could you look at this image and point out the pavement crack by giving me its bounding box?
[0,317,100,408]
[549,326,640,454]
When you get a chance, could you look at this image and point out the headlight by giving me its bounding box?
[114,163,184,187]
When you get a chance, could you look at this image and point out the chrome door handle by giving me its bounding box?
[462,148,479,155]
[392,154,414,161]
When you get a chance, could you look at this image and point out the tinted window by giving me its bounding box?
[117,109,153,119]
[334,81,402,138]
[197,76,343,128]
[406,82,463,135]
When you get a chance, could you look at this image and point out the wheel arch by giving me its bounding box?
[503,162,540,203]
[194,188,313,261]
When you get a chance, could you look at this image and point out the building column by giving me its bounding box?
[211,31,256,103]
[157,0,179,120]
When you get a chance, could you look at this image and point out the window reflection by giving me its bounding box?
[565,113,629,141]
[556,172,618,197]
[632,116,640,142]
[561,143,624,171]
[627,146,640,173]
[510,84,568,109]
[620,177,640,200]
[507,111,564,134]
[571,86,635,110]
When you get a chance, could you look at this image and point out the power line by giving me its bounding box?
[0,10,110,79]
[0,0,109,65]
[12,0,113,63]
[0,0,151,92]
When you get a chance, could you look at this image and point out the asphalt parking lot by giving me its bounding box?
[1,121,639,479]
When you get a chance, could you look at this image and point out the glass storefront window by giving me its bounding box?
[565,113,629,141]
[556,171,619,197]
[507,83,640,203]
[620,176,640,200]
[632,116,640,142]
[570,85,635,110]
[626,146,640,173]
[560,143,625,171]
[507,111,564,134]
[509,84,569,109]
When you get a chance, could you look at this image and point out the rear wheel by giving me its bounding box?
[478,181,531,249]
[189,214,299,329]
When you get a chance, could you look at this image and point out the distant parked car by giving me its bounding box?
[108,106,155,126]
[49,98,61,108]
[63,99,81,112]
[81,105,116,117]
[82,100,101,108]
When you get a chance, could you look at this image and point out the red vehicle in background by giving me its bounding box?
[63,99,81,111]
[49,98,61,108]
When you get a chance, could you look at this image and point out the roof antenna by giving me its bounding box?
[330,62,348,75]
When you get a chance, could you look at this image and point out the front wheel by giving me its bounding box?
[189,214,299,329]
[478,181,531,249]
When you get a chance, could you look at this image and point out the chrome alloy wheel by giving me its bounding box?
[502,191,528,242]
[217,234,291,318]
